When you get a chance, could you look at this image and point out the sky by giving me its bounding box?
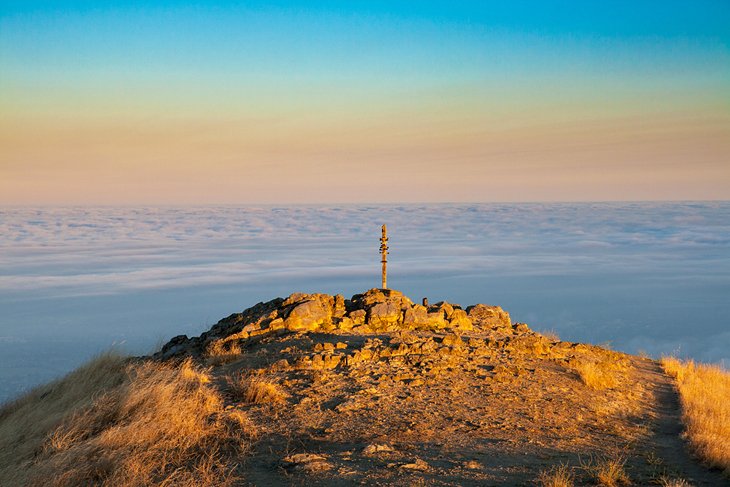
[1,1,729,204]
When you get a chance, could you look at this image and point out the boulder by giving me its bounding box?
[431,301,455,319]
[368,302,403,330]
[466,304,511,328]
[448,308,473,331]
[284,298,332,331]
[403,304,448,329]
[348,309,367,325]
[403,305,429,327]
[352,288,413,310]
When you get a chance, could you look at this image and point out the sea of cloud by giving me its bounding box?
[1,203,728,402]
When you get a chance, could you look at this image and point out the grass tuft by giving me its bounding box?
[657,476,694,487]
[581,455,630,487]
[574,359,620,390]
[537,463,574,487]
[661,357,730,474]
[204,338,244,365]
[228,372,288,405]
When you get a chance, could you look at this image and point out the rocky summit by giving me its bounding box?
[156,289,513,361]
[147,289,725,486]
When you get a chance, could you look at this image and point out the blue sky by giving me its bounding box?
[1,1,728,203]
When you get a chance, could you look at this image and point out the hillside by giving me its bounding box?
[1,289,727,486]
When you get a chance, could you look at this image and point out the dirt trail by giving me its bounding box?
[636,360,727,486]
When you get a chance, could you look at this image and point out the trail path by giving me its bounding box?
[636,360,727,486]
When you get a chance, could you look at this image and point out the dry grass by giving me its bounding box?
[204,338,244,365]
[228,372,288,405]
[661,357,730,474]
[582,456,630,486]
[0,355,255,486]
[537,463,574,487]
[573,359,622,390]
[657,476,694,487]
[540,329,561,342]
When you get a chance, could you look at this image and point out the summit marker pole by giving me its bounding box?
[380,225,389,289]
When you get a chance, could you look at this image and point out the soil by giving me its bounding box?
[160,290,728,486]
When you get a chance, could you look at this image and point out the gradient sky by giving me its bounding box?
[1,1,729,204]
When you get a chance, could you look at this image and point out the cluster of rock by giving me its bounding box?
[156,288,516,360]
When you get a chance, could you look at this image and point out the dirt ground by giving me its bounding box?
[160,290,728,486]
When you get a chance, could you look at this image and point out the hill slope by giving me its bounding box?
[1,289,726,486]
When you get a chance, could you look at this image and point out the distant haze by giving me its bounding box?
[1,2,729,204]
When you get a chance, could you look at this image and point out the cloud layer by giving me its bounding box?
[1,203,728,401]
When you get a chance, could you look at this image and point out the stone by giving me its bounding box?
[442,333,464,347]
[336,317,354,331]
[284,298,331,331]
[432,301,454,319]
[282,453,333,472]
[267,318,285,330]
[400,458,429,471]
[326,355,342,369]
[513,323,530,333]
[333,294,346,318]
[403,304,429,326]
[426,311,447,329]
[362,443,394,455]
[448,308,473,330]
[466,304,511,328]
[351,288,413,310]
[158,334,189,358]
[281,293,310,307]
[241,323,261,333]
[368,302,402,330]
[348,309,366,325]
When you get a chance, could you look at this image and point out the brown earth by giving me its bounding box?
[156,289,727,486]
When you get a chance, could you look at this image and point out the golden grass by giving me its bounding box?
[661,357,730,474]
[573,358,624,390]
[204,338,243,365]
[657,477,694,487]
[228,372,288,405]
[537,463,574,487]
[582,456,630,486]
[0,355,254,486]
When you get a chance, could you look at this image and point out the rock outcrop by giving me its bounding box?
[155,289,517,361]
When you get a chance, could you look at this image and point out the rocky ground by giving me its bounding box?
[156,289,727,486]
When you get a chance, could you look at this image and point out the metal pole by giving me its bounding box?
[380,224,389,289]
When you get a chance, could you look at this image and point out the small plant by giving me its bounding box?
[205,339,243,365]
[657,476,694,487]
[574,360,619,390]
[540,329,561,342]
[228,373,288,405]
[537,463,574,487]
[582,455,630,487]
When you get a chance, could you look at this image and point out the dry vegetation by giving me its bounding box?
[204,337,244,365]
[0,354,254,486]
[581,456,630,487]
[661,356,730,474]
[227,372,288,405]
[572,354,628,390]
[657,476,694,487]
[537,463,574,487]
